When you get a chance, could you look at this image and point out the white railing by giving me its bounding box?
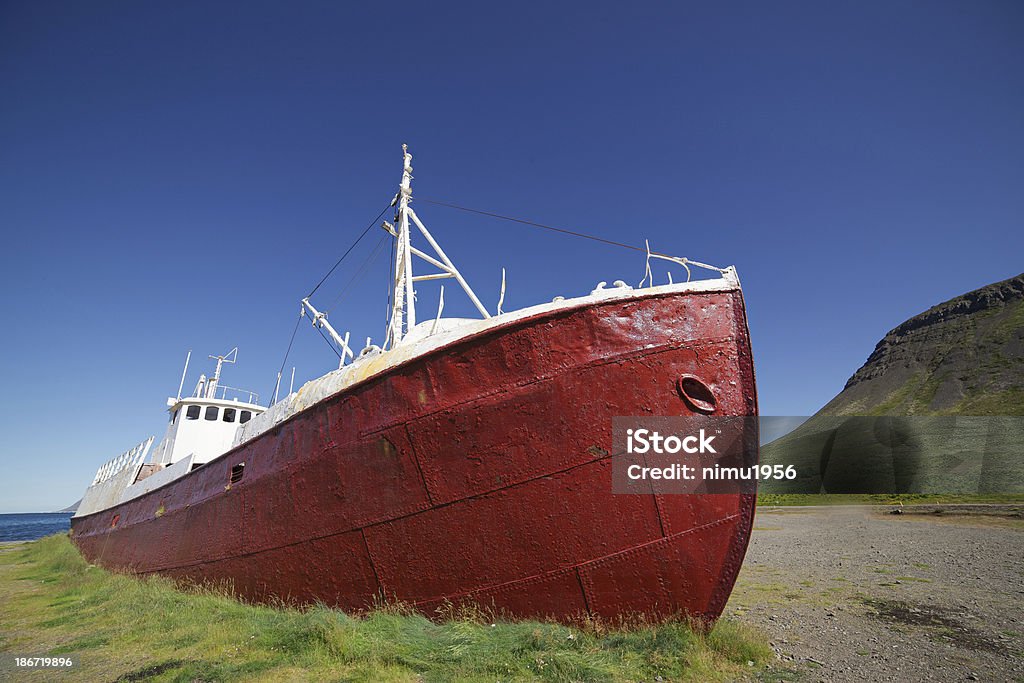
[91,437,154,486]
[212,384,260,405]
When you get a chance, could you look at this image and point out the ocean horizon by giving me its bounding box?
[0,512,73,542]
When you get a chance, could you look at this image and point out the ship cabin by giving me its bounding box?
[148,348,265,471]
[159,396,263,468]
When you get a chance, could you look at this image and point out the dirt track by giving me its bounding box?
[728,506,1024,683]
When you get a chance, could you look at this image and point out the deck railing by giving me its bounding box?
[212,384,260,405]
[91,437,154,486]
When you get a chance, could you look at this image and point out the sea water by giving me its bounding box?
[0,513,73,542]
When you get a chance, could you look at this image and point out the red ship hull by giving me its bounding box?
[71,286,758,623]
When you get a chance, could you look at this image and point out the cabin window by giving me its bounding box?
[223,408,236,423]
[171,409,178,424]
[240,410,252,424]
[185,405,201,420]
[230,463,245,484]
[205,406,219,421]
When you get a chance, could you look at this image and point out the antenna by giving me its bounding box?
[206,347,238,399]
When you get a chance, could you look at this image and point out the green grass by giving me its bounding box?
[948,388,1024,416]
[0,536,772,682]
[756,493,1024,506]
[863,374,925,417]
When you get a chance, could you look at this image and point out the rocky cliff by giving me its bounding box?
[821,273,1024,417]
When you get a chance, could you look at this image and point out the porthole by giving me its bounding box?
[677,374,717,414]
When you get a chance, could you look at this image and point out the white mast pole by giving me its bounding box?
[388,144,416,348]
[397,144,416,337]
[209,356,223,398]
[176,350,192,401]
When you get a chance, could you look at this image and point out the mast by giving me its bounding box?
[388,144,416,346]
[385,144,490,349]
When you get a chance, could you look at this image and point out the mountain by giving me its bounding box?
[58,499,81,514]
[820,273,1024,417]
[761,274,1024,494]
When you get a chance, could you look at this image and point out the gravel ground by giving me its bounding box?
[727,506,1024,683]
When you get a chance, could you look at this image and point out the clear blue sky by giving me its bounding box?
[1,1,1021,512]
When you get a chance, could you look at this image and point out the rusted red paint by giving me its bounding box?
[71,287,758,623]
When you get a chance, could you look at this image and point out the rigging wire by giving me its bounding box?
[414,196,728,273]
[268,312,302,405]
[314,325,343,360]
[326,232,390,313]
[416,196,649,254]
[269,199,393,402]
[306,199,394,299]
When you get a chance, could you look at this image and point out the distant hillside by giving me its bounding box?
[58,499,80,514]
[821,273,1024,417]
[762,274,1024,494]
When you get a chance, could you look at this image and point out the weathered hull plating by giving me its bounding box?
[71,288,758,623]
